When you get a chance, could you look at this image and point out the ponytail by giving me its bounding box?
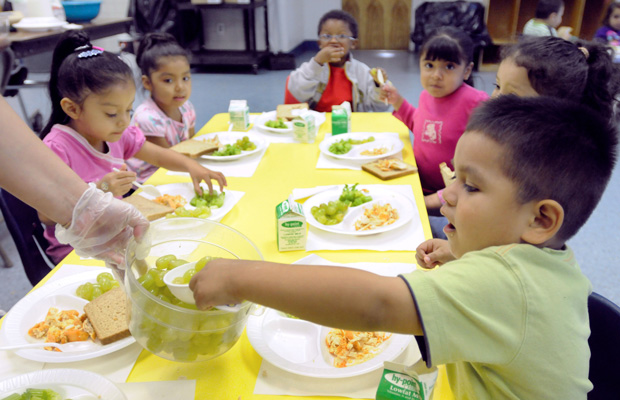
[579,40,620,123]
[136,32,190,77]
[41,31,134,138]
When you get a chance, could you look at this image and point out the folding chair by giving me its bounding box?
[0,189,55,285]
[588,292,620,399]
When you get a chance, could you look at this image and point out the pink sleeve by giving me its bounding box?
[133,106,165,138]
[392,99,416,131]
[43,139,71,166]
[121,125,146,159]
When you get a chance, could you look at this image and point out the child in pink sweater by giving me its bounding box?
[384,27,488,196]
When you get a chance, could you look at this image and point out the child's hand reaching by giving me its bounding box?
[415,239,455,269]
[100,165,136,197]
[187,160,227,195]
[190,258,243,310]
[314,45,346,65]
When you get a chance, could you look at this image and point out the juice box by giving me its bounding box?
[376,361,437,400]
[331,101,351,135]
[229,100,249,131]
[292,111,317,143]
[275,197,306,251]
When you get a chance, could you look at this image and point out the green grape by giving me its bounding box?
[96,272,113,285]
[172,277,184,284]
[183,268,197,283]
[339,183,373,207]
[91,285,103,299]
[329,137,375,155]
[169,259,189,269]
[156,254,177,270]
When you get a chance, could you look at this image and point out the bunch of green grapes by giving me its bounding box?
[265,118,287,129]
[235,136,256,150]
[75,272,120,301]
[190,190,225,209]
[2,388,63,400]
[213,144,242,156]
[311,200,349,225]
[166,205,212,219]
[328,136,375,155]
[130,254,242,362]
[339,183,373,207]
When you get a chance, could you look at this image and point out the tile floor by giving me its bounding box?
[1,49,619,315]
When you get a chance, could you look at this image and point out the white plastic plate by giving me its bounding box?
[255,110,326,134]
[194,132,266,161]
[319,132,404,161]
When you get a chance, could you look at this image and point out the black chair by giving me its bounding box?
[588,292,620,399]
[0,189,55,285]
[410,1,492,71]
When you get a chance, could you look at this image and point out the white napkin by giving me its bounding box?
[302,185,425,251]
[253,254,421,398]
[166,146,267,178]
[316,132,403,170]
[116,380,196,399]
[0,265,144,382]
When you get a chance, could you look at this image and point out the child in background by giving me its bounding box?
[126,32,196,183]
[593,2,620,44]
[523,0,572,40]
[191,96,618,398]
[39,31,227,264]
[423,36,620,223]
[285,9,390,112]
[382,26,488,237]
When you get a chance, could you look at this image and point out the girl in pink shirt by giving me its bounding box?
[382,27,488,219]
[39,31,227,264]
[127,33,197,183]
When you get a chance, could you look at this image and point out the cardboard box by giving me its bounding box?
[276,198,306,251]
[229,100,249,131]
[331,101,351,135]
[292,111,317,143]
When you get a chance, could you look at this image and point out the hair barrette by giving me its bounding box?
[77,45,104,59]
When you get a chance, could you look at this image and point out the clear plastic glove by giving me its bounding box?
[55,183,150,269]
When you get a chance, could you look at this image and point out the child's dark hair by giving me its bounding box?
[602,2,620,28]
[317,9,358,38]
[420,26,475,87]
[136,32,190,77]
[535,0,564,19]
[42,30,134,138]
[501,36,620,123]
[466,95,617,242]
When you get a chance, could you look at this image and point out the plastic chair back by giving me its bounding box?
[0,189,54,286]
[588,292,620,399]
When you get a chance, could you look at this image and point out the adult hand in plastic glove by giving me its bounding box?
[55,183,149,268]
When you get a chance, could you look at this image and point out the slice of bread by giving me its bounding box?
[123,195,174,221]
[169,139,220,158]
[84,287,131,345]
[276,103,309,120]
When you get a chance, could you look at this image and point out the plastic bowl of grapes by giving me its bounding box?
[124,218,263,362]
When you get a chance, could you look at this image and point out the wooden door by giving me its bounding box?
[342,0,412,49]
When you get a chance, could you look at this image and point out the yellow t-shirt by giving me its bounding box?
[400,244,592,399]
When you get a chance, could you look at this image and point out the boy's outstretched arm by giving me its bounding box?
[190,259,423,336]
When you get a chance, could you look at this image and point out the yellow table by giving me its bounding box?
[5,112,456,399]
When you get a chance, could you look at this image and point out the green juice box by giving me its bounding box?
[275,197,306,251]
[228,99,249,131]
[331,101,351,135]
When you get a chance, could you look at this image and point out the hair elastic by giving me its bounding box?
[578,47,589,60]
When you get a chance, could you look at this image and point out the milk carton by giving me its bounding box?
[331,101,351,135]
[228,100,249,131]
[292,111,317,143]
[275,197,306,251]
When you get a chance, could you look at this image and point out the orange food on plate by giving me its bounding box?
[28,307,95,351]
[154,194,187,209]
[325,329,392,368]
[360,147,388,156]
[354,203,399,231]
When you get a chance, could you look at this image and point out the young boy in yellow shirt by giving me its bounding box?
[190,96,617,399]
